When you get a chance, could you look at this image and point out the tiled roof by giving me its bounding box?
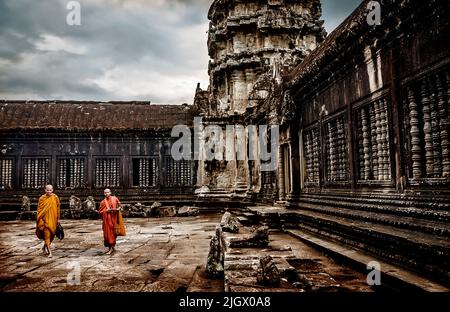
[0,101,194,131]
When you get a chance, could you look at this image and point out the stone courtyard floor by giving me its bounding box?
[0,213,372,292]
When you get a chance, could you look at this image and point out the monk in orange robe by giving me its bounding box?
[36,185,60,258]
[99,189,124,255]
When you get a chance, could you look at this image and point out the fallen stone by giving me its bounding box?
[206,226,224,278]
[153,206,177,218]
[257,255,281,286]
[124,203,147,218]
[229,226,269,248]
[296,273,341,292]
[151,201,162,209]
[81,196,98,219]
[82,196,96,211]
[148,201,162,216]
[195,186,210,195]
[178,206,199,217]
[69,195,82,210]
[273,257,297,283]
[220,212,240,233]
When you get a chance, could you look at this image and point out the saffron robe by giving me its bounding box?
[36,194,61,246]
[99,196,124,247]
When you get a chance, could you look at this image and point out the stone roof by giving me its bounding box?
[0,100,194,132]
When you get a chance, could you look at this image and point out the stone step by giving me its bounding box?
[300,193,450,211]
[0,211,19,221]
[295,196,450,222]
[285,209,450,285]
[290,201,450,237]
[236,216,252,226]
[286,229,450,292]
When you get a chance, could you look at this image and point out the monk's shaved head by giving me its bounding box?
[45,185,54,195]
[104,189,112,198]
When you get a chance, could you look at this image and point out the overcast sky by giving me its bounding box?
[0,0,362,104]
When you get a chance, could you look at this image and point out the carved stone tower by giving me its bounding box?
[207,0,325,115]
[195,0,326,196]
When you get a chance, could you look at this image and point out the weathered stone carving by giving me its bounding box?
[256,255,281,286]
[362,107,371,180]
[370,105,379,179]
[21,195,30,212]
[405,70,450,181]
[69,195,82,210]
[436,74,450,177]
[408,86,423,179]
[123,203,147,218]
[151,203,177,218]
[177,206,200,217]
[355,99,391,182]
[80,196,97,219]
[82,196,96,211]
[206,226,224,278]
[0,158,13,189]
[324,117,348,182]
[229,226,269,248]
[280,90,296,124]
[69,195,82,219]
[304,127,320,185]
[150,201,162,216]
[422,80,434,177]
[220,212,239,233]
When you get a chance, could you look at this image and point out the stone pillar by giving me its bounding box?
[234,125,249,195]
[277,145,285,202]
[231,70,247,114]
[245,68,256,107]
[287,127,301,203]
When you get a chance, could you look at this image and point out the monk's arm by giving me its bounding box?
[98,201,106,214]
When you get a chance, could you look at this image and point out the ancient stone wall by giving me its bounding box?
[195,0,325,196]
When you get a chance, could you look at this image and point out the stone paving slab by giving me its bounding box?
[1,213,380,292]
[223,230,374,292]
[0,214,224,292]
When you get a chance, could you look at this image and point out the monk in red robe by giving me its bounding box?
[99,189,124,255]
[36,185,60,258]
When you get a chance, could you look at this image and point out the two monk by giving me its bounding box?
[36,185,60,258]
[35,186,125,257]
[98,188,125,255]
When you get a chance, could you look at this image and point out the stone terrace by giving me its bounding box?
[0,213,378,292]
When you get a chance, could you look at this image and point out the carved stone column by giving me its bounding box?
[287,127,301,202]
[231,70,247,114]
[277,145,285,202]
[408,87,423,179]
[421,80,434,177]
[437,74,450,177]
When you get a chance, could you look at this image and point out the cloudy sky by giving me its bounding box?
[0,0,362,104]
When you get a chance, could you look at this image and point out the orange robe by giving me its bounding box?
[99,196,121,248]
[36,194,61,246]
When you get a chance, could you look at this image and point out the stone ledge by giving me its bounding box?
[286,229,450,292]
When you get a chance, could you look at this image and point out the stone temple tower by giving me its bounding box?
[195,0,325,196]
[206,0,325,115]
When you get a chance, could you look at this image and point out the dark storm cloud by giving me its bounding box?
[321,0,363,33]
[0,0,362,103]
